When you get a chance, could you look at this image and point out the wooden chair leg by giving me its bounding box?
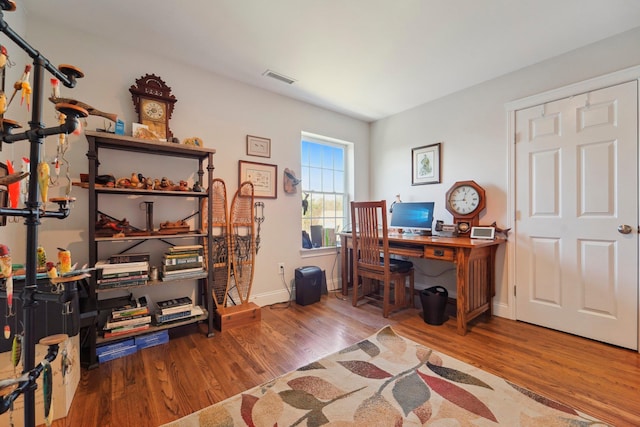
[409,272,415,307]
[352,275,359,307]
[393,278,404,309]
[383,279,390,318]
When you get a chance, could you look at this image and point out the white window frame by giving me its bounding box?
[301,131,354,251]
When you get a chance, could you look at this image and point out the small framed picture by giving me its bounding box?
[132,123,159,140]
[412,142,441,185]
[246,135,271,158]
[239,160,277,199]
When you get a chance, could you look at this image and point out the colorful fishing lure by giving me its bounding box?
[61,348,69,380]
[5,160,19,208]
[20,157,29,205]
[1,244,13,336]
[11,333,21,370]
[43,361,52,426]
[5,275,13,315]
[37,246,47,268]
[37,161,50,206]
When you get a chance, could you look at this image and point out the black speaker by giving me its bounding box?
[310,225,323,248]
[295,266,323,306]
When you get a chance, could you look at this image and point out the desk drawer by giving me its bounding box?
[424,246,455,261]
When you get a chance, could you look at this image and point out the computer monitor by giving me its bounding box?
[389,202,435,235]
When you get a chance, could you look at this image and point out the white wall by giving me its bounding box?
[5,15,640,316]
[1,16,369,306]
[370,26,640,317]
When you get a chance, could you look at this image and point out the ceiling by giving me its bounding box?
[21,0,640,122]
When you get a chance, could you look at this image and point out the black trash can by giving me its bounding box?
[295,266,323,306]
[420,286,448,325]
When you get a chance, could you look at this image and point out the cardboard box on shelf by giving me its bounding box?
[0,334,80,426]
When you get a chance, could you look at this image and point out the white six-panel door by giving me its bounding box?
[515,80,638,350]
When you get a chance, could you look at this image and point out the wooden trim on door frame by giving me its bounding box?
[504,65,640,354]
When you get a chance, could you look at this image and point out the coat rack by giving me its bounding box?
[0,1,89,426]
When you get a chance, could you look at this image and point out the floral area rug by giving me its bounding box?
[162,326,608,426]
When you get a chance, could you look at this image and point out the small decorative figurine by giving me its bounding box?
[57,248,71,274]
[182,136,202,146]
[37,246,47,268]
[283,168,301,194]
[8,64,31,110]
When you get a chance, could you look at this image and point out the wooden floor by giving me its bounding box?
[50,293,640,427]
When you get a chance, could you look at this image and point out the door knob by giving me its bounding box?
[617,224,633,234]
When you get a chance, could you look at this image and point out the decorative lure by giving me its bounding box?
[57,112,74,194]
[46,261,58,279]
[0,90,6,116]
[37,161,50,207]
[5,160,19,208]
[53,154,60,183]
[4,275,12,316]
[8,64,31,110]
[43,361,53,426]
[0,244,13,328]
[302,192,310,215]
[0,45,8,69]
[57,112,66,146]
[60,347,70,381]
[37,246,47,268]
[50,78,60,98]
[11,333,21,370]
[0,244,12,275]
[49,95,117,123]
[20,157,29,205]
[57,248,71,274]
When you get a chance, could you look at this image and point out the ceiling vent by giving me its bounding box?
[263,69,296,85]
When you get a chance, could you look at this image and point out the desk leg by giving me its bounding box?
[341,235,348,296]
[456,248,469,335]
[456,246,496,335]
[486,246,497,320]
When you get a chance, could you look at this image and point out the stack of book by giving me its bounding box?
[155,296,204,324]
[96,339,137,363]
[96,256,150,289]
[161,245,205,280]
[108,252,150,264]
[103,304,152,338]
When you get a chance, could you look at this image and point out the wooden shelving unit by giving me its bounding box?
[80,131,216,368]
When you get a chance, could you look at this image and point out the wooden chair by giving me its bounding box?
[350,200,414,318]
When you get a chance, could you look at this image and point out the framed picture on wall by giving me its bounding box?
[412,142,441,185]
[239,160,278,198]
[246,135,271,158]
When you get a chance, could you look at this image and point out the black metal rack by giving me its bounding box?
[0,2,88,426]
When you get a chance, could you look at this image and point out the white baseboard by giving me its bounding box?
[251,277,340,307]
[250,289,292,307]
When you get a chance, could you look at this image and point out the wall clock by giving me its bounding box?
[129,74,177,141]
[445,180,486,233]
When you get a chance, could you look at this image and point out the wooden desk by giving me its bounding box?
[340,233,504,335]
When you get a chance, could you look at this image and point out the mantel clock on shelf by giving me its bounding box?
[445,180,486,234]
[129,74,177,141]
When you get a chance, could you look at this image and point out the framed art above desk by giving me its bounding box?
[340,233,504,335]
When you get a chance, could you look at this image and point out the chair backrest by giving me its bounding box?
[350,200,390,274]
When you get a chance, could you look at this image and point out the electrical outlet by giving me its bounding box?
[278,262,285,275]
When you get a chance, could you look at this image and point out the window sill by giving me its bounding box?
[299,246,340,258]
